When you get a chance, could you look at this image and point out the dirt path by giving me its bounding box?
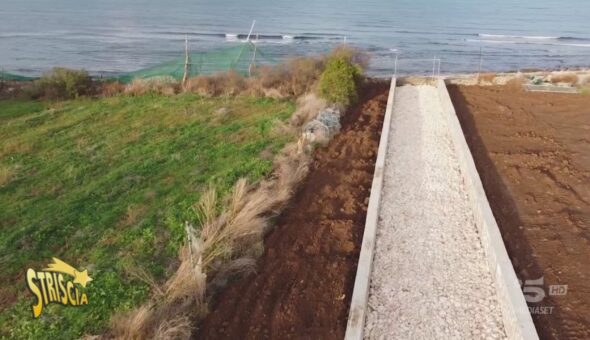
[196,80,389,339]
[449,85,590,340]
[365,85,506,339]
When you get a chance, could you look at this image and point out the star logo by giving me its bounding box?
[44,257,93,287]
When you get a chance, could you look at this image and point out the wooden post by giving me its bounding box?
[249,38,258,77]
[182,34,190,88]
[478,47,483,81]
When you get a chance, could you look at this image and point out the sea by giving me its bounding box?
[1,0,589,77]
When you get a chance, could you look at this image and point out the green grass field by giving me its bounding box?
[0,93,295,338]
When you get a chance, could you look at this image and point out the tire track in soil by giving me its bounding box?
[196,80,389,340]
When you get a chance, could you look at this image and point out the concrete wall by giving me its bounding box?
[436,78,539,340]
[345,76,396,340]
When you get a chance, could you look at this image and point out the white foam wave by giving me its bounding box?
[478,33,558,40]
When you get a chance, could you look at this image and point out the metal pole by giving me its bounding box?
[246,20,256,42]
[394,53,398,77]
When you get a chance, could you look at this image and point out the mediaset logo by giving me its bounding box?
[26,258,92,318]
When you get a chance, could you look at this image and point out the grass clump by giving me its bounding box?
[31,67,92,99]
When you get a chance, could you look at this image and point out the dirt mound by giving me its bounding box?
[449,85,590,340]
[196,80,389,339]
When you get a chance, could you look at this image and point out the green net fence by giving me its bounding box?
[2,42,277,84]
[113,42,275,83]
[0,70,36,81]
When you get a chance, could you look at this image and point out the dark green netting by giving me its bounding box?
[0,71,36,81]
[112,42,275,83]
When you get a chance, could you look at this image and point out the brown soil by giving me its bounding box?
[196,80,389,339]
[448,85,590,340]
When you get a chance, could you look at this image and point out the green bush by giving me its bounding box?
[33,67,92,99]
[317,55,361,108]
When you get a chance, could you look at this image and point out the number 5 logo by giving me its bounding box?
[521,277,545,303]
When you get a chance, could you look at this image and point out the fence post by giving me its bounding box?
[182,34,190,88]
[249,39,258,77]
[432,56,436,81]
[478,47,483,81]
[394,53,398,77]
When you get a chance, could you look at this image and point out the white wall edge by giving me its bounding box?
[436,78,539,340]
[344,76,396,340]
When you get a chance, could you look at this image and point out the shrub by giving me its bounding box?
[33,67,92,99]
[317,55,361,107]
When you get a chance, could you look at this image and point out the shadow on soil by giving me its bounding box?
[447,84,563,339]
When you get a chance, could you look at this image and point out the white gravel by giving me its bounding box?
[364,85,507,339]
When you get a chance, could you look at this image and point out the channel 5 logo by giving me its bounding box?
[520,277,567,303]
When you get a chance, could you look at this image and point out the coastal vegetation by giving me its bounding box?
[0,94,295,338]
[0,46,366,339]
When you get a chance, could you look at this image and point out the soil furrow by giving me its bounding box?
[196,80,389,339]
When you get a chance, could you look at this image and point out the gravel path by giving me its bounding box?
[364,85,507,339]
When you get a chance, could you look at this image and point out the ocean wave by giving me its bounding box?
[478,33,589,42]
[478,33,558,40]
[468,38,590,48]
[224,33,320,41]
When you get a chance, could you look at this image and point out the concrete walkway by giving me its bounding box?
[364,85,507,339]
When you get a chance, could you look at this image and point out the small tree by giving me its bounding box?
[317,55,361,108]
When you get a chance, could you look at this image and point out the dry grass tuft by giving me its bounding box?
[125,76,179,96]
[111,224,208,339]
[289,93,328,127]
[120,204,147,227]
[1,140,32,159]
[185,55,325,99]
[550,73,579,85]
[552,73,579,84]
[0,165,17,187]
[478,72,496,84]
[185,71,245,97]
[100,82,125,97]
[505,76,525,92]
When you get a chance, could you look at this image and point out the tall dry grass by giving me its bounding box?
[550,73,579,85]
[125,76,179,96]
[184,71,245,97]
[289,93,327,127]
[184,54,328,99]
[505,76,525,92]
[478,72,496,85]
[109,110,316,340]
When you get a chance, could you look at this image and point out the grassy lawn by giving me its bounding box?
[0,94,295,338]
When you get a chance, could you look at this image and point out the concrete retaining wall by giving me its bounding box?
[345,76,396,340]
[436,78,539,340]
